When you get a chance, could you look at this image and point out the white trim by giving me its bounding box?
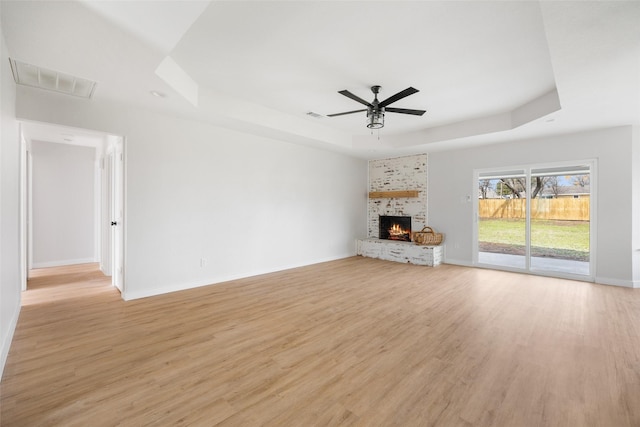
[588,160,597,279]
[472,172,479,265]
[19,126,28,291]
[443,258,475,268]
[595,276,637,288]
[94,152,101,271]
[100,149,111,277]
[27,147,33,272]
[121,136,127,298]
[525,170,531,271]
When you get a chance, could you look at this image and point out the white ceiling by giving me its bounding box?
[2,1,639,159]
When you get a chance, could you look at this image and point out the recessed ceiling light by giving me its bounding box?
[150,90,167,98]
[306,111,324,118]
[545,118,555,123]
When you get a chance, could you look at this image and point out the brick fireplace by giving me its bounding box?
[358,153,442,266]
[368,154,427,238]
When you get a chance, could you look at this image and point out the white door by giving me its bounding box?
[110,139,124,292]
[102,153,112,276]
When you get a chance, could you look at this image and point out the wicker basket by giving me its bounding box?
[412,226,443,245]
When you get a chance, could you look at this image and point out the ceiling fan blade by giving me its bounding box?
[327,109,368,117]
[338,90,373,107]
[385,107,426,116]
[379,87,419,108]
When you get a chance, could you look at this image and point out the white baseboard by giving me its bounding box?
[32,258,96,269]
[1,302,21,382]
[595,276,637,288]
[442,258,475,268]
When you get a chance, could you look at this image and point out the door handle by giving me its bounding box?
[111,221,117,226]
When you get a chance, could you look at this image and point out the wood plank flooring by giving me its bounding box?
[1,258,640,426]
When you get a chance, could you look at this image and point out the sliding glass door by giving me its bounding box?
[476,162,593,279]
[477,170,527,269]
[529,166,591,275]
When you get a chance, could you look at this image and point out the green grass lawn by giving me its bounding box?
[478,219,590,261]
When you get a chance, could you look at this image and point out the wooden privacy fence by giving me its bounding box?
[479,197,590,221]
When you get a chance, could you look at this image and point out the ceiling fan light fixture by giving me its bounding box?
[328,85,423,129]
[367,108,384,129]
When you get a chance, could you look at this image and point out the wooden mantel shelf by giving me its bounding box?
[368,190,420,199]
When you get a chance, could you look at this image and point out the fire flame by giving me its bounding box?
[388,223,410,240]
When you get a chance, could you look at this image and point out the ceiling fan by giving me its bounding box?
[328,85,426,129]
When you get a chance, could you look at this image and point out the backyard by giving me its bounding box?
[478,219,590,261]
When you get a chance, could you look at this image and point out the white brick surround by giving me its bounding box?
[356,239,443,266]
[368,154,427,238]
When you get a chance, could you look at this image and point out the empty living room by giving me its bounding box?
[1,1,639,426]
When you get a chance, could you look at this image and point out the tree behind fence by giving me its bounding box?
[478,197,590,221]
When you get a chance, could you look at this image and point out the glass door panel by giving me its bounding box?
[529,166,590,276]
[477,171,527,269]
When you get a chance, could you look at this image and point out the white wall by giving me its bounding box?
[16,87,368,300]
[30,141,96,268]
[0,11,21,379]
[429,126,637,287]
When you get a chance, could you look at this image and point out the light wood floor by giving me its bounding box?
[2,258,640,426]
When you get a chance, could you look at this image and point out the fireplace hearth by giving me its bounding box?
[379,216,412,242]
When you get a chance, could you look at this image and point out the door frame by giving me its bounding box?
[473,159,597,282]
[19,125,29,291]
[19,121,126,297]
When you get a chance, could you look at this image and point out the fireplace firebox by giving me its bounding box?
[379,216,412,242]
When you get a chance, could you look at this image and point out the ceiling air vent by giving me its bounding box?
[9,58,97,99]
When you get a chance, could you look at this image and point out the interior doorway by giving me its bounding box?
[475,161,594,280]
[19,121,125,295]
